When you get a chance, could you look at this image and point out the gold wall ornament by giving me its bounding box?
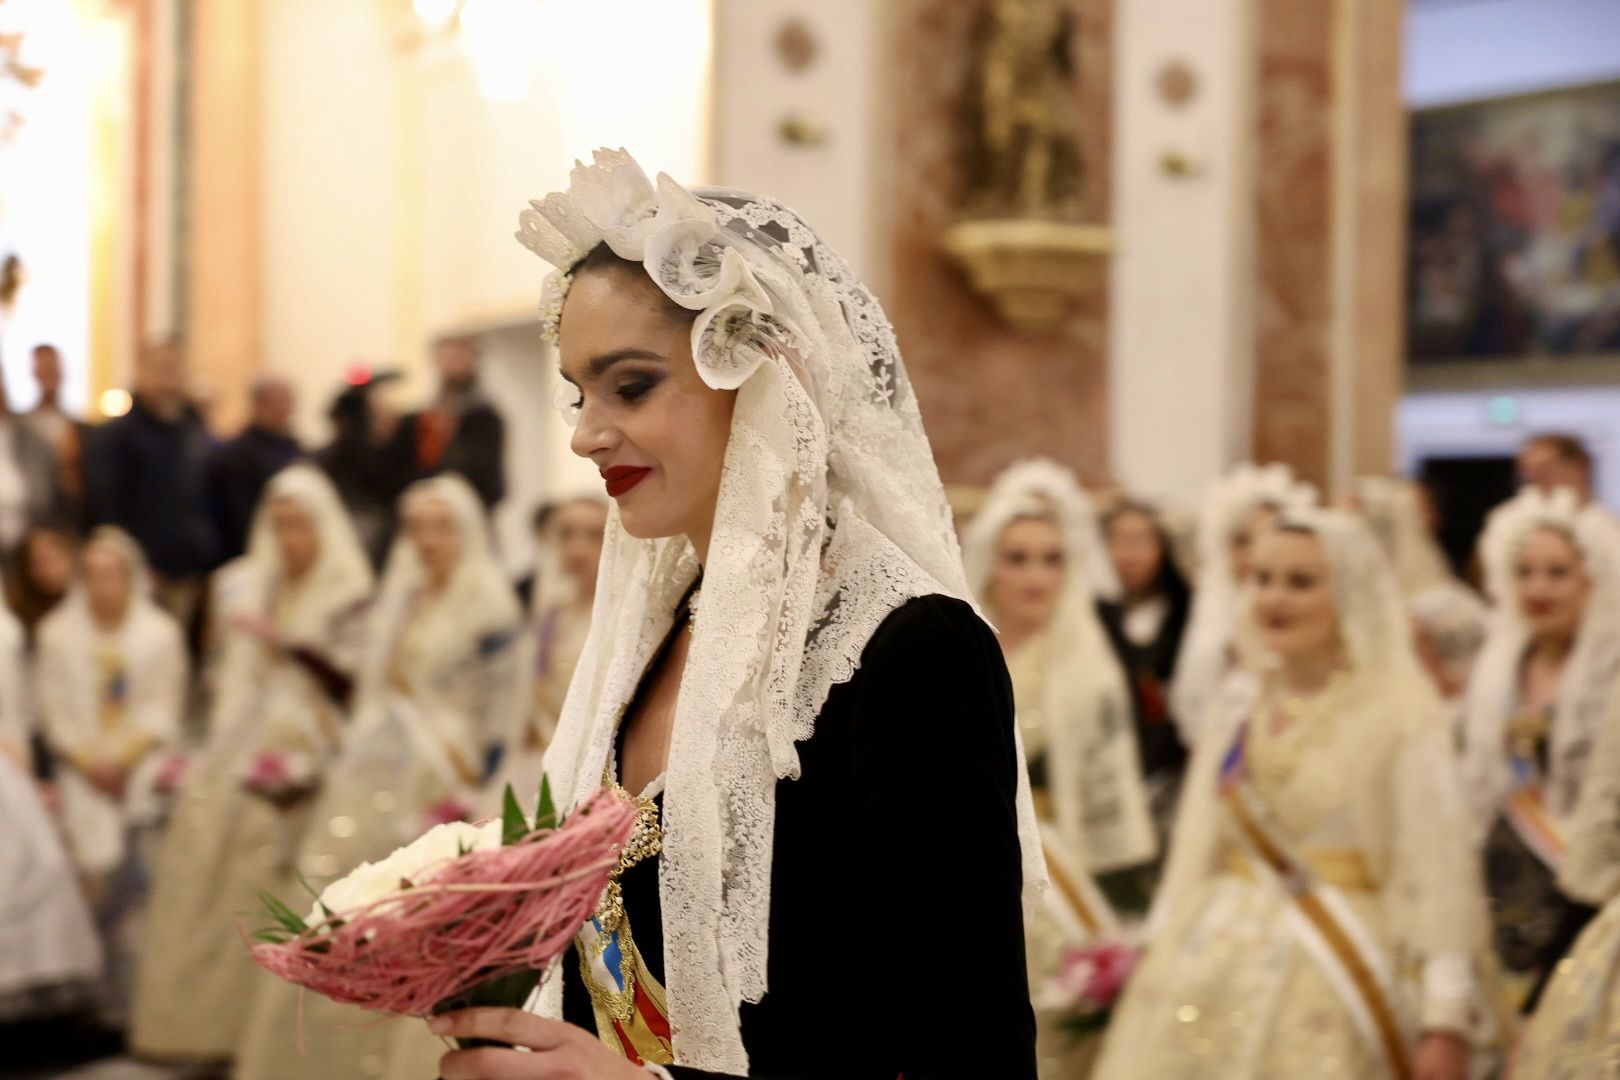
[777,113,827,147]
[959,0,1084,219]
[942,0,1112,332]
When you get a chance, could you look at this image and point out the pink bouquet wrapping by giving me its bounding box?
[249,780,633,1032]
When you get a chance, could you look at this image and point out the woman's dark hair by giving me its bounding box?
[1103,501,1190,606]
[531,500,557,534]
[573,245,696,327]
[5,522,80,644]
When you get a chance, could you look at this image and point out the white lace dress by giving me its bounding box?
[1093,678,1484,1079]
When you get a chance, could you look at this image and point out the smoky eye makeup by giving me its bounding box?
[614,370,664,403]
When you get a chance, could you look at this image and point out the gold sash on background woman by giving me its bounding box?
[1219,724,1414,1080]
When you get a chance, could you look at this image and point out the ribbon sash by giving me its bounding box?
[1503,756,1567,872]
[1220,724,1414,1080]
[1037,820,1117,942]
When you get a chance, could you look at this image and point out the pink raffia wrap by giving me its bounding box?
[250,787,635,1017]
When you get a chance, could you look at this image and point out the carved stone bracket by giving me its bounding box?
[940,218,1112,332]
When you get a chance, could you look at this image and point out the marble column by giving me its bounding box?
[1252,0,1404,497]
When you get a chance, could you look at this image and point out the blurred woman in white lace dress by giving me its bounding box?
[963,460,1155,884]
[1353,476,1485,705]
[962,460,1153,1078]
[0,601,103,1021]
[235,473,523,1080]
[132,465,374,1063]
[1515,679,1620,1076]
[1095,509,1486,1080]
[36,527,188,1019]
[487,493,606,809]
[1460,488,1620,1013]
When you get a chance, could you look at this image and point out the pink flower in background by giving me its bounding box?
[1065,940,1139,1008]
[420,794,477,830]
[1043,938,1141,1023]
[238,749,318,803]
[154,752,189,794]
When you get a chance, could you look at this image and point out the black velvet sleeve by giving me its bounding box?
[850,596,1036,1078]
[667,594,1036,1080]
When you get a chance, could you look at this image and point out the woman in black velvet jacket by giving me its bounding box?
[428,152,1038,1080]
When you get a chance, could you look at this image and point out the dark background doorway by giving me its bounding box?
[1419,455,1519,583]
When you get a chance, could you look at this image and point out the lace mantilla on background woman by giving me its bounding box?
[961,459,1155,879]
[1171,464,1316,746]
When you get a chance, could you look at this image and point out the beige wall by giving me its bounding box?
[251,0,711,558]
[253,0,710,405]
[712,0,890,287]
[257,0,400,433]
[1108,0,1259,505]
[186,0,261,431]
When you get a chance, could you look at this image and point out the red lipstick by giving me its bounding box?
[601,465,652,498]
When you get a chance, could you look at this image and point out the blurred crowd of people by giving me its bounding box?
[0,336,597,1077]
[5,335,509,631]
[2,326,1618,1079]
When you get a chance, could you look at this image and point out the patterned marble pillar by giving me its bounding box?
[888,0,1114,488]
[1252,0,1404,497]
[1252,0,1334,490]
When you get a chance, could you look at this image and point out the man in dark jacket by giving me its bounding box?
[83,342,219,623]
[206,375,301,561]
[389,336,506,509]
[314,370,402,569]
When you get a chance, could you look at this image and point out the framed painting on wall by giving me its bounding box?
[1408,79,1620,374]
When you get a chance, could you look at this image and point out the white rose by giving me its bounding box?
[309,818,502,924]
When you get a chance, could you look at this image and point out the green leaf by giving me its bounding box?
[501,784,530,847]
[533,775,557,833]
[433,968,544,1047]
[257,890,309,935]
[294,871,336,919]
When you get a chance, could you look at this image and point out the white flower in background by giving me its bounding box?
[308,818,502,925]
